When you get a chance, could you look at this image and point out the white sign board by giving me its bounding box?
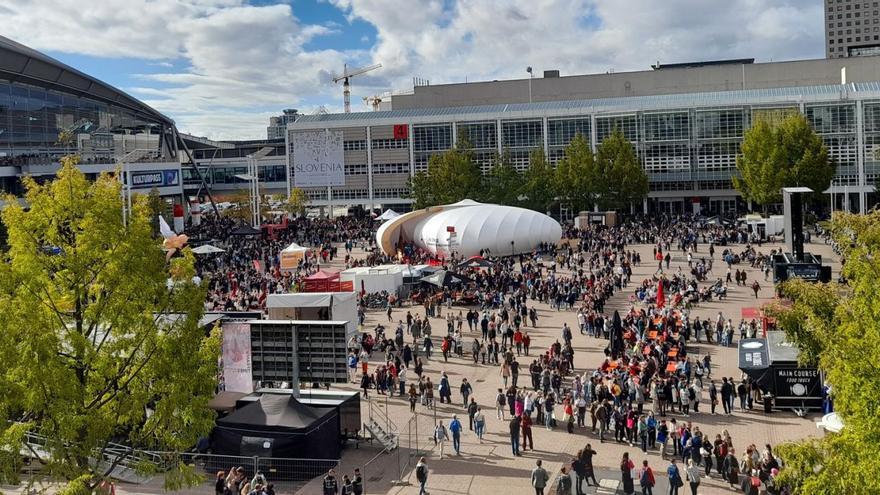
[292,130,344,187]
[221,323,253,393]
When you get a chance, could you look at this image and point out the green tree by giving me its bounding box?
[770,211,880,494]
[146,187,172,237]
[272,188,309,217]
[0,156,220,491]
[594,128,649,211]
[483,150,523,206]
[407,139,482,208]
[554,133,597,213]
[522,148,556,213]
[734,114,836,209]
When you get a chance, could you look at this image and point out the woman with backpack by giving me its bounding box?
[638,460,655,495]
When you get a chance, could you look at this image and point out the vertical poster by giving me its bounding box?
[222,323,254,393]
[292,130,345,187]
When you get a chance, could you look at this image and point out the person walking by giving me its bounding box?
[415,457,429,495]
[474,407,486,443]
[639,460,656,495]
[496,388,507,420]
[667,458,683,495]
[467,398,479,430]
[581,444,599,487]
[460,378,473,408]
[449,414,463,456]
[531,459,549,495]
[351,468,363,495]
[434,420,449,459]
[686,459,701,495]
[521,413,534,451]
[322,469,339,495]
[509,415,522,456]
[620,452,635,495]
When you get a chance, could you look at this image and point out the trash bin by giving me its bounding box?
[763,393,773,413]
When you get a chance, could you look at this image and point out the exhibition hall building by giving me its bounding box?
[289,58,880,216]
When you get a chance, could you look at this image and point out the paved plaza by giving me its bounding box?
[301,239,838,495]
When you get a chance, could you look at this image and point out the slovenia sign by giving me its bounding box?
[292,130,345,187]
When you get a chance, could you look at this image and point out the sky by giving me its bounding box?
[0,0,825,140]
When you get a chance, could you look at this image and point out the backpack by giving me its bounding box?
[640,468,654,487]
[688,387,696,400]
[416,465,427,482]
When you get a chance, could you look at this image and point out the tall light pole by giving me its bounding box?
[237,146,274,228]
[117,149,153,228]
[526,66,533,104]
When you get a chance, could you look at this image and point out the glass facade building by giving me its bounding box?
[290,82,880,214]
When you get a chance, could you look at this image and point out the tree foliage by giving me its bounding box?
[0,156,220,490]
[770,211,880,494]
[483,150,523,206]
[734,114,836,207]
[407,139,482,209]
[594,129,649,211]
[272,188,309,217]
[522,148,556,213]
[554,133,597,213]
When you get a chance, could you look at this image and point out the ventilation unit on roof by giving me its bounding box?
[543,70,560,78]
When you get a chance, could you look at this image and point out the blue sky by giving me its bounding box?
[1,0,825,140]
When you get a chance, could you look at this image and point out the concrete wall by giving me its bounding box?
[392,57,880,109]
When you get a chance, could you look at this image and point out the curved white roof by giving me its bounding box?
[376,200,561,258]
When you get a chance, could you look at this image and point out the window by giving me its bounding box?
[805,104,856,134]
[596,115,638,142]
[548,117,591,147]
[413,124,452,152]
[456,121,497,149]
[501,120,543,148]
[370,138,408,149]
[643,112,690,141]
[344,140,367,151]
[695,109,744,139]
[344,163,367,175]
[372,162,410,174]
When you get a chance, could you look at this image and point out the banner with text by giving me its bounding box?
[292,130,345,187]
[221,323,254,393]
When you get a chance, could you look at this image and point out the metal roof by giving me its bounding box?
[292,82,880,129]
[0,35,174,126]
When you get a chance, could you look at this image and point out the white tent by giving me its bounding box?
[376,200,562,258]
[376,209,401,221]
[266,292,358,339]
[191,244,225,255]
[279,242,309,270]
[340,265,404,294]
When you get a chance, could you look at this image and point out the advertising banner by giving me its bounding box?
[292,130,344,187]
[131,169,179,189]
[222,323,254,393]
[773,367,821,399]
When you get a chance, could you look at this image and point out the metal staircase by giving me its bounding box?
[364,401,398,451]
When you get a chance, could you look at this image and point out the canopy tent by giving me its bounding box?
[457,256,495,270]
[301,269,352,292]
[266,292,358,339]
[191,244,225,255]
[280,242,309,271]
[376,209,401,221]
[213,393,340,460]
[230,224,261,236]
[420,270,467,288]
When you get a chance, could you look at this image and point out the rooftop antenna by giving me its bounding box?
[333,63,382,113]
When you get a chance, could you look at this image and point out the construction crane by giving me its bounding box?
[333,63,382,113]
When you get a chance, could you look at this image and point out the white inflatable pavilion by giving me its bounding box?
[376,200,562,258]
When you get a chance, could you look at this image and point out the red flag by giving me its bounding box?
[656,280,665,309]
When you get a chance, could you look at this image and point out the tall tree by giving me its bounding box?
[0,157,220,491]
[407,140,482,208]
[735,114,836,209]
[594,128,649,211]
[483,150,523,206]
[554,134,597,213]
[522,148,556,213]
[272,188,309,218]
[770,211,880,494]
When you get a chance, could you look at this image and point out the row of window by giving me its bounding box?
[371,138,409,149]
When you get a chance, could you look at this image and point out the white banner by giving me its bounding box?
[292,130,344,187]
[222,323,253,393]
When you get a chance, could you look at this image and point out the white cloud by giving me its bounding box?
[0,0,825,139]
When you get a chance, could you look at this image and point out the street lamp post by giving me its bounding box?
[237,146,274,228]
[117,149,153,228]
[526,66,533,104]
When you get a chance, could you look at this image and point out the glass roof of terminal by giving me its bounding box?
[295,82,880,124]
